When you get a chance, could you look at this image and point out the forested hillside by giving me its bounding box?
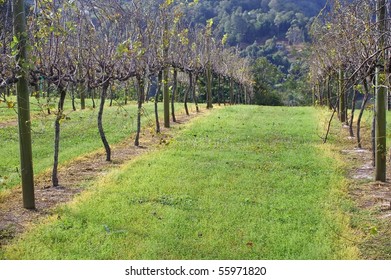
[186,0,326,47]
[182,0,326,105]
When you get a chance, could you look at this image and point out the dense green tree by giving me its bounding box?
[252,57,283,106]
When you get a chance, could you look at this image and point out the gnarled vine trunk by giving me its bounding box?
[357,78,370,149]
[135,75,144,146]
[184,72,192,116]
[349,88,357,137]
[98,81,111,161]
[193,74,199,112]
[52,84,67,187]
[171,69,177,122]
[155,71,162,133]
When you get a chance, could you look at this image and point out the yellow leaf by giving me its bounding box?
[222,34,228,45]
[7,101,15,109]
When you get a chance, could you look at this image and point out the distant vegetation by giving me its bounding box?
[186,0,326,47]
[183,0,326,105]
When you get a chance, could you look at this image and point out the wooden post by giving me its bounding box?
[13,0,35,209]
[375,0,387,182]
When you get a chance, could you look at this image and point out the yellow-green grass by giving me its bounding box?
[0,97,195,191]
[313,106,391,260]
[2,106,359,260]
[0,95,98,122]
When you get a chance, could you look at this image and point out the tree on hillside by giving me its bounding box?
[252,57,283,106]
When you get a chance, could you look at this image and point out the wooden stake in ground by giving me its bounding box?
[13,0,35,209]
[338,68,346,123]
[163,20,170,128]
[375,0,387,182]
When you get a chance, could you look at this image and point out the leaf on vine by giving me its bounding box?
[7,101,15,109]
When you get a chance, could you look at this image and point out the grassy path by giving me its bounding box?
[2,106,359,259]
[0,108,201,248]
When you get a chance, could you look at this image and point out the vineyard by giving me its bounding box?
[1,0,391,261]
[1,0,254,209]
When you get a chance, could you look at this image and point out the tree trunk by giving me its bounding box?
[145,79,150,103]
[327,74,332,110]
[124,83,128,105]
[338,69,346,123]
[372,111,376,167]
[13,0,35,209]
[46,82,51,114]
[91,87,96,109]
[163,67,170,128]
[357,79,370,149]
[229,78,234,105]
[206,63,213,109]
[79,83,86,110]
[77,18,85,110]
[135,76,144,147]
[98,82,111,161]
[71,83,76,111]
[345,85,350,126]
[155,71,162,133]
[388,90,391,111]
[217,75,221,106]
[193,74,199,112]
[349,88,357,137]
[171,68,177,122]
[109,85,113,107]
[52,85,66,187]
[319,82,323,106]
[86,86,92,109]
[223,76,227,105]
[184,72,192,116]
[244,85,248,105]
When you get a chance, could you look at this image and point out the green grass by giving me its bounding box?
[315,107,391,260]
[2,106,359,260]
[0,95,87,122]
[0,97,195,191]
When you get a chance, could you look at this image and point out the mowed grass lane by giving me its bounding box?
[3,106,359,259]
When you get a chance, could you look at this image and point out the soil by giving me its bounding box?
[344,148,391,214]
[0,119,18,129]
[342,138,391,259]
[0,110,203,248]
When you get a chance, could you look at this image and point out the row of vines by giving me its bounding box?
[0,0,254,208]
[309,0,389,181]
